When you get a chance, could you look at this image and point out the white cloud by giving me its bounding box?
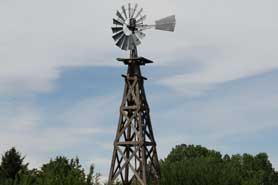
[157,90,278,140]
[59,95,119,129]
[0,94,119,170]
[0,0,177,94]
[156,0,278,95]
[1,0,278,95]
[92,157,110,167]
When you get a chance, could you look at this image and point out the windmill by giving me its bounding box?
[108,3,176,185]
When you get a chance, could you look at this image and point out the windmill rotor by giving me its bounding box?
[112,4,176,51]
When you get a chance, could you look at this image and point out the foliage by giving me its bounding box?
[1,145,278,185]
[35,156,87,185]
[160,144,278,185]
[0,148,101,185]
[0,147,28,184]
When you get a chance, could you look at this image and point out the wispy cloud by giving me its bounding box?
[0,94,119,170]
[157,0,278,96]
[0,0,177,94]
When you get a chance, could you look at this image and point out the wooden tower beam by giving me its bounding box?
[108,51,160,185]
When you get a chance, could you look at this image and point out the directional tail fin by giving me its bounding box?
[155,15,176,32]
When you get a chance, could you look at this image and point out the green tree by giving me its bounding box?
[37,156,87,185]
[86,164,101,185]
[34,156,101,185]
[160,144,278,185]
[0,147,28,181]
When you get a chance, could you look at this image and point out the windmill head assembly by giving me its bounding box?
[108,3,176,185]
[112,3,176,52]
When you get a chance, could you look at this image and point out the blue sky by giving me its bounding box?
[0,0,278,180]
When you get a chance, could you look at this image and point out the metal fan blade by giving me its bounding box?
[122,36,129,50]
[116,34,125,48]
[111,27,123,33]
[134,8,143,19]
[128,3,131,18]
[121,6,127,19]
[135,31,146,39]
[132,34,141,46]
[136,15,146,24]
[128,36,135,50]
[131,4,138,18]
[112,31,124,41]
[113,19,123,26]
[155,15,176,32]
[116,11,125,22]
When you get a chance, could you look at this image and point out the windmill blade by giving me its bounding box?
[121,6,127,19]
[122,36,129,50]
[116,34,126,48]
[135,31,146,39]
[131,4,138,18]
[111,27,123,34]
[128,3,131,18]
[116,11,125,22]
[135,35,141,46]
[134,8,143,19]
[155,15,176,32]
[132,34,141,46]
[113,18,123,26]
[128,36,135,50]
[136,15,147,24]
[112,31,124,41]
